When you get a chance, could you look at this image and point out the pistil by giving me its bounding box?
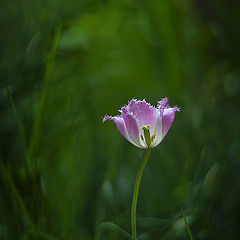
[141,125,151,148]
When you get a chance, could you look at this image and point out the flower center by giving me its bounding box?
[141,125,156,148]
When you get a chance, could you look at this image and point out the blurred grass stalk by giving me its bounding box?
[0,161,37,237]
[27,23,62,175]
[181,208,194,240]
[2,23,62,238]
[5,23,62,176]
[5,86,29,169]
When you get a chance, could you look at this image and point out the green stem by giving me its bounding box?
[181,208,194,240]
[131,148,151,240]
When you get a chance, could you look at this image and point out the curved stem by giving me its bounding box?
[131,148,151,240]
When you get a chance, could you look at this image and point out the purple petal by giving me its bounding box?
[157,97,168,117]
[124,98,158,131]
[150,112,163,147]
[103,115,129,141]
[103,114,142,148]
[121,108,141,147]
[162,107,180,137]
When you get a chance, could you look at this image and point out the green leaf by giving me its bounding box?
[138,216,174,228]
[138,232,151,240]
[97,222,131,240]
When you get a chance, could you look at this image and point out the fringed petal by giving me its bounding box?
[162,107,180,138]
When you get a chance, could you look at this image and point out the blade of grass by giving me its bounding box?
[27,23,62,171]
[181,208,194,240]
[0,161,37,237]
[5,86,31,172]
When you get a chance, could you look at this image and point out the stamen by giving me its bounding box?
[141,135,144,141]
[151,130,156,142]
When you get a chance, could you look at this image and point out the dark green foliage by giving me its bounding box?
[0,0,240,239]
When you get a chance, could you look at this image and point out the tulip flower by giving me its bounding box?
[103,98,180,240]
[103,98,180,148]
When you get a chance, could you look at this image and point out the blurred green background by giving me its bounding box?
[1,0,240,239]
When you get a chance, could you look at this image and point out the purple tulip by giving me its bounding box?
[103,98,180,148]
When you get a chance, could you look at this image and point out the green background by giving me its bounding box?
[1,0,240,239]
